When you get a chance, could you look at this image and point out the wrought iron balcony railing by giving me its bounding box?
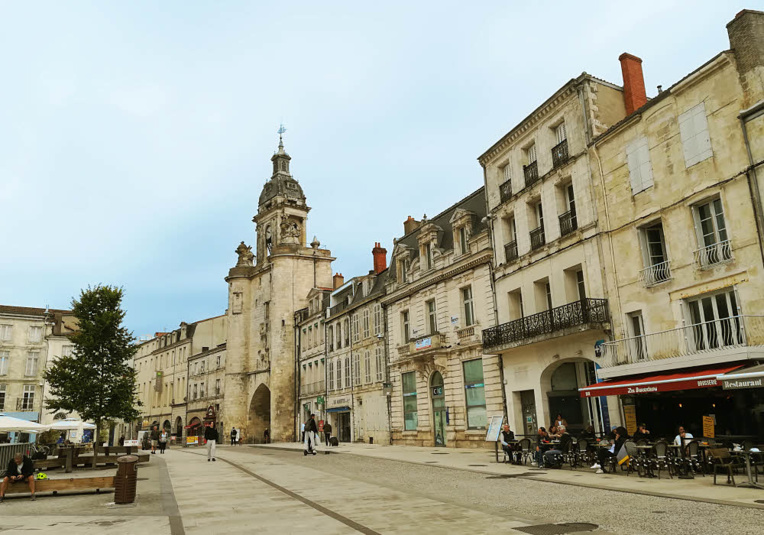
[300,380,326,396]
[523,161,539,188]
[600,315,764,368]
[551,139,569,168]
[482,298,609,350]
[639,260,671,287]
[499,179,512,203]
[504,241,518,263]
[558,210,577,237]
[693,240,732,269]
[530,226,545,250]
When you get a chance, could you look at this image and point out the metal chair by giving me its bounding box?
[685,440,705,476]
[709,447,744,486]
[623,440,641,476]
[651,440,673,479]
[518,438,532,465]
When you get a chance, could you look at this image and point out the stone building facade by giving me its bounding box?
[384,188,502,448]
[223,137,334,444]
[479,74,628,437]
[186,343,227,441]
[295,287,331,432]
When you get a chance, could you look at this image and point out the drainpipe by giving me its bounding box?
[738,104,764,268]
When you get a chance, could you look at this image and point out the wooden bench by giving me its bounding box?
[3,476,115,496]
[31,453,149,473]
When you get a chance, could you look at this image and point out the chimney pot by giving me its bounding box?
[372,242,388,274]
[619,52,647,115]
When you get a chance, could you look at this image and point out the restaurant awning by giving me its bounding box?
[717,363,764,390]
[326,406,351,413]
[184,421,202,429]
[579,364,742,397]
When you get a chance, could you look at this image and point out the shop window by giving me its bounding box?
[463,359,487,429]
[402,372,418,431]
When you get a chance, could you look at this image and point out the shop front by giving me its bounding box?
[325,395,352,442]
[580,363,763,441]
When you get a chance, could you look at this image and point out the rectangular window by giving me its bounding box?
[679,102,713,167]
[336,358,342,389]
[462,287,475,326]
[344,319,350,346]
[328,327,334,352]
[459,227,469,255]
[0,384,5,411]
[22,384,35,411]
[0,325,11,341]
[335,324,342,349]
[328,360,334,390]
[526,143,537,164]
[374,304,383,336]
[215,379,221,396]
[193,384,197,400]
[402,372,418,431]
[362,309,370,339]
[502,161,511,182]
[639,222,671,285]
[426,300,438,334]
[28,326,43,343]
[352,314,360,343]
[463,359,487,429]
[423,243,432,270]
[626,135,654,194]
[353,353,361,386]
[576,270,586,300]
[693,198,731,267]
[686,288,742,351]
[555,122,567,144]
[0,351,8,375]
[508,290,524,321]
[26,351,39,376]
[344,357,351,388]
[217,356,221,369]
[364,351,371,384]
[375,347,384,382]
[401,310,410,342]
[200,382,205,398]
[627,311,647,361]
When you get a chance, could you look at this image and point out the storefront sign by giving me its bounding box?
[415,337,432,351]
[485,415,503,442]
[316,396,324,405]
[327,396,351,408]
[124,439,139,447]
[722,377,764,390]
[432,386,443,397]
[580,365,740,398]
[187,436,198,445]
[702,415,715,438]
[623,404,637,436]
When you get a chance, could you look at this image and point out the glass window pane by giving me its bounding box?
[463,359,484,384]
[465,385,485,407]
[467,406,487,429]
[402,372,417,394]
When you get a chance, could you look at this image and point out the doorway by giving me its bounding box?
[338,412,351,442]
[431,372,446,446]
[520,390,537,436]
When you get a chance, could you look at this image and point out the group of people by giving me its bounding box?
[149,426,170,454]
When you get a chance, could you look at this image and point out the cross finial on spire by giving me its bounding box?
[277,124,287,150]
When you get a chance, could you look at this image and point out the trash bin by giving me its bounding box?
[114,455,139,504]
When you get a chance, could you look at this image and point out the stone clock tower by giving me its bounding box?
[224,135,334,443]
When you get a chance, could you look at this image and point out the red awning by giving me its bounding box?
[579,364,743,398]
[184,421,201,429]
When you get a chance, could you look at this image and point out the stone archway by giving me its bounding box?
[248,384,271,444]
[540,358,597,434]
[175,416,183,438]
[162,419,171,432]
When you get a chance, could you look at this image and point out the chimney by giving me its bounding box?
[372,242,387,274]
[728,10,764,94]
[403,215,421,235]
[333,273,345,289]
[619,53,647,115]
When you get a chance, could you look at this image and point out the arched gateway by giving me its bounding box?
[248,384,271,444]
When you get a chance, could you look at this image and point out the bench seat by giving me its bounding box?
[4,476,115,495]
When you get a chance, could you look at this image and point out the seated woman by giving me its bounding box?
[593,426,628,474]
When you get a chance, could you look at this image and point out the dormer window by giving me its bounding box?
[422,242,432,270]
[458,226,469,256]
[397,255,410,283]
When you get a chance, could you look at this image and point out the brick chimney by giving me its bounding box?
[619,53,647,115]
[403,216,421,235]
[372,242,387,274]
[728,10,764,106]
[333,273,345,289]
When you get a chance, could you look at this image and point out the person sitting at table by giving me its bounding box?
[673,425,693,446]
[593,426,628,474]
[579,425,596,442]
[633,423,651,442]
[553,413,568,431]
[498,424,517,463]
[533,427,550,468]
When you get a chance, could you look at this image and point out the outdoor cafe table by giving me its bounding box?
[735,450,764,490]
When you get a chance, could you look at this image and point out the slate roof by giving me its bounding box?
[0,305,71,317]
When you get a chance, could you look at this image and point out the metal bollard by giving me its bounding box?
[114,455,139,504]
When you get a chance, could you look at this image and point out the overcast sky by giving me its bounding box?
[0,1,748,337]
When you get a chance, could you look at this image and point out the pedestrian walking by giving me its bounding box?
[231,427,238,446]
[150,426,160,455]
[263,428,270,444]
[303,414,318,456]
[323,422,332,447]
[159,429,168,454]
[204,423,218,461]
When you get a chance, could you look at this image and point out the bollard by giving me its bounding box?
[114,455,139,504]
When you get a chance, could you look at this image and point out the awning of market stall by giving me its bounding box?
[579,364,742,397]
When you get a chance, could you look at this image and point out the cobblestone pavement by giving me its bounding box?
[168,446,764,535]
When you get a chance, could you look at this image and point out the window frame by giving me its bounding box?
[402,371,418,431]
[462,287,475,327]
[463,359,487,430]
[426,299,438,335]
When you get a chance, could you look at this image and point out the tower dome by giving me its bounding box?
[258,134,306,208]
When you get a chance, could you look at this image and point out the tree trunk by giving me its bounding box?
[92,422,100,469]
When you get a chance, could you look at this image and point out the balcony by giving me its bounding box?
[407,333,447,356]
[694,240,732,269]
[558,210,577,237]
[483,298,609,351]
[599,316,764,377]
[639,260,671,287]
[457,325,479,344]
[483,299,610,349]
[499,179,513,203]
[551,139,569,168]
[523,161,539,188]
[504,241,518,263]
[329,301,349,316]
[530,226,545,250]
[300,380,326,396]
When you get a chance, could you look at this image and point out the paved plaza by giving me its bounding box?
[1,444,763,534]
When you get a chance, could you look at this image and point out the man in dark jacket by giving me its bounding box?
[323,422,332,447]
[0,453,35,502]
[594,426,628,474]
[304,414,318,455]
[204,424,219,462]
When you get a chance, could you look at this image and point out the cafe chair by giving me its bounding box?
[685,440,705,476]
[709,447,744,486]
[623,440,641,477]
[651,440,673,479]
[518,438,533,465]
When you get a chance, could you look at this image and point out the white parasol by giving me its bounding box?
[0,413,49,433]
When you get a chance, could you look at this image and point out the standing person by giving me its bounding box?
[159,428,168,454]
[263,429,269,444]
[150,426,159,455]
[118,435,125,446]
[230,427,238,446]
[323,421,332,447]
[204,423,218,462]
[303,414,318,456]
[0,453,36,502]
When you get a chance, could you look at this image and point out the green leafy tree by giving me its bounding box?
[44,285,141,467]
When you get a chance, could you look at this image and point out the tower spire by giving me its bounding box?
[277,124,286,154]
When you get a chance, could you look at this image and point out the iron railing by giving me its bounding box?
[558,210,577,237]
[300,381,326,396]
[523,161,539,188]
[639,260,672,287]
[483,298,609,350]
[600,315,764,368]
[530,226,545,250]
[694,240,732,269]
[552,139,569,168]
[499,179,513,203]
[504,241,518,262]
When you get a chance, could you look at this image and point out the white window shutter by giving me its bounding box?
[679,109,697,167]
[638,140,653,188]
[626,136,652,194]
[679,102,713,167]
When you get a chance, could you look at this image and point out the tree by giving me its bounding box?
[44,285,141,468]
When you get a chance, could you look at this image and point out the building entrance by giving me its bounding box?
[338,412,351,442]
[431,372,446,446]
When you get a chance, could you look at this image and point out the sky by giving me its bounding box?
[0,0,750,337]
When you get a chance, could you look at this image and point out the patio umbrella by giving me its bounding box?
[48,418,96,442]
[0,414,49,433]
